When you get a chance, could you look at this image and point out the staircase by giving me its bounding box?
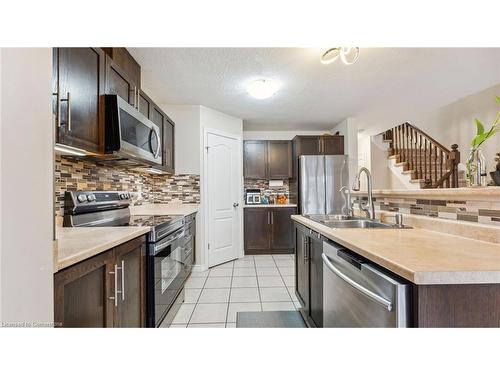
[382,123,461,188]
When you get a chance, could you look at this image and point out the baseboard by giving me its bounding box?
[191,264,208,272]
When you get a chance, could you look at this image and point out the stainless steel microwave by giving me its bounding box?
[104,94,162,166]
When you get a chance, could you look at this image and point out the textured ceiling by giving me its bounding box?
[128,48,500,131]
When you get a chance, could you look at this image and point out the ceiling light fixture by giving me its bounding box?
[246,79,280,99]
[321,47,360,65]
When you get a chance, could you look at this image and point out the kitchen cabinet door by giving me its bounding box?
[54,47,105,153]
[150,104,174,174]
[137,89,152,119]
[113,236,146,328]
[163,118,175,174]
[309,234,323,327]
[102,48,141,89]
[295,224,310,314]
[321,136,344,155]
[54,250,114,328]
[244,208,270,254]
[105,55,137,107]
[244,141,268,179]
[293,136,320,155]
[267,141,292,179]
[269,207,296,252]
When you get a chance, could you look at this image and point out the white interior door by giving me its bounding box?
[207,132,240,267]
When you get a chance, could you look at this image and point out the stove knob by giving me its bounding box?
[87,194,96,202]
[77,194,87,203]
[119,193,126,199]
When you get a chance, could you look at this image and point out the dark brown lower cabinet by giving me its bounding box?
[308,233,323,328]
[294,223,323,327]
[244,207,296,255]
[413,284,500,328]
[54,236,146,328]
[295,225,309,314]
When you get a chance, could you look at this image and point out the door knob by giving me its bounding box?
[233,203,239,207]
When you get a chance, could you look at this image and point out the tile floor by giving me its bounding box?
[165,254,299,328]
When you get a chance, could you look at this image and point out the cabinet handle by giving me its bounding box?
[271,211,274,225]
[303,237,309,263]
[109,264,118,307]
[136,89,140,111]
[267,211,270,225]
[121,260,125,301]
[59,92,71,131]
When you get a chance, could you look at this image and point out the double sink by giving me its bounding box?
[304,214,411,229]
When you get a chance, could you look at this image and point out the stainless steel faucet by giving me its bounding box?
[351,167,375,220]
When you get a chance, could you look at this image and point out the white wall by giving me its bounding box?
[408,83,500,170]
[332,118,358,185]
[0,48,53,325]
[163,104,201,174]
[201,106,243,137]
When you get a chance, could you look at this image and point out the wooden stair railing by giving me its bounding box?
[382,122,460,188]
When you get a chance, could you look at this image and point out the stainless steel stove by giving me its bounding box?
[63,190,193,327]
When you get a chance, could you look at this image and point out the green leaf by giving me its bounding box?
[474,119,485,135]
[496,96,500,105]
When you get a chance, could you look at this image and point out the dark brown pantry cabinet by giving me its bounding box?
[243,140,292,179]
[294,222,323,328]
[53,48,106,153]
[54,236,146,328]
[244,207,296,254]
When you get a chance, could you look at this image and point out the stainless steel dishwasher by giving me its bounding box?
[322,241,411,327]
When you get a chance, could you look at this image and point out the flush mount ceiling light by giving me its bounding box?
[321,47,360,65]
[246,79,280,99]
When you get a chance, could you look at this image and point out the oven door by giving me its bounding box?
[152,229,185,326]
[105,95,162,166]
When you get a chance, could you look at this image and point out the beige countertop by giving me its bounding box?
[292,215,500,285]
[130,203,199,216]
[54,226,151,273]
[244,204,297,208]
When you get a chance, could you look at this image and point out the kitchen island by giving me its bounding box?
[292,214,500,327]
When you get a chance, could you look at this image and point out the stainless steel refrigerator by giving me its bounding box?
[299,155,349,215]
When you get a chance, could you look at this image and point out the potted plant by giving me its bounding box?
[466,96,500,187]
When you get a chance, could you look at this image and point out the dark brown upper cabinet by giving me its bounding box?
[150,103,175,174]
[267,141,292,179]
[105,55,137,107]
[243,140,292,179]
[137,89,152,118]
[53,47,106,153]
[292,135,344,156]
[54,236,146,328]
[102,48,141,89]
[244,141,268,179]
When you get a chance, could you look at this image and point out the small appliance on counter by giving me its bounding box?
[245,188,261,205]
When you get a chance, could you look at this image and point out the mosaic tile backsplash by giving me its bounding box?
[55,155,200,217]
[244,179,290,200]
[353,196,500,227]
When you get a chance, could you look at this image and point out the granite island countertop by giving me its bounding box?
[292,215,500,285]
[54,226,151,273]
